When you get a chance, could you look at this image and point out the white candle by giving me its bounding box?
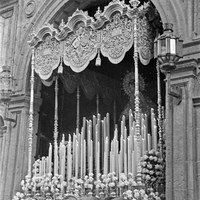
[96,142,100,179]
[39,160,42,176]
[128,138,131,174]
[154,125,158,151]
[75,141,79,178]
[48,143,52,174]
[54,143,58,175]
[67,135,72,182]
[83,140,86,177]
[104,137,108,174]
[144,125,147,153]
[132,151,135,178]
[147,133,151,151]
[62,144,66,180]
[118,152,122,178]
[91,140,93,174]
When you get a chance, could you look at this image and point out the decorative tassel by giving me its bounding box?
[95,49,101,66]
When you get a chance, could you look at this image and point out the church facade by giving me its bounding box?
[0,0,200,200]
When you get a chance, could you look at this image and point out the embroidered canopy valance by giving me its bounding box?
[29,0,157,80]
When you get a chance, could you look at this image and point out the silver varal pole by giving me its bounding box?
[156,60,164,157]
[133,9,142,184]
[28,47,35,177]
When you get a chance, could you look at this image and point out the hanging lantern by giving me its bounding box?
[154,23,183,73]
[0,66,13,103]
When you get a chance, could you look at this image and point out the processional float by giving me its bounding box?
[13,0,165,199]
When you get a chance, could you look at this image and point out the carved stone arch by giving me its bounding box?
[151,0,187,38]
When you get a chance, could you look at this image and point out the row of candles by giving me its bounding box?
[35,109,158,182]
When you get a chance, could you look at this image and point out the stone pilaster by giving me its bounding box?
[166,59,198,200]
[0,94,42,200]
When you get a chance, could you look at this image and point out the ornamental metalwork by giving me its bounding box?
[101,14,133,64]
[63,23,101,72]
[29,0,158,80]
[35,35,61,80]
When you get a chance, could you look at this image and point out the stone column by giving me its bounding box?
[0,94,42,200]
[166,59,198,200]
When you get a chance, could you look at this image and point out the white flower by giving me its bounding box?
[149,149,155,154]
[118,181,125,187]
[108,182,115,188]
[139,189,145,195]
[88,184,93,189]
[21,180,25,186]
[146,175,151,180]
[134,192,140,198]
[149,170,154,175]
[149,156,153,160]
[147,164,152,169]
[151,177,156,182]
[125,190,132,198]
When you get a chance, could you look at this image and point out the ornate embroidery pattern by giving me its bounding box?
[101,14,133,64]
[35,35,61,79]
[137,17,155,65]
[63,23,100,72]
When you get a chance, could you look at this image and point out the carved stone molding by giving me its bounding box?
[0,7,14,19]
[193,0,200,40]
[24,0,37,18]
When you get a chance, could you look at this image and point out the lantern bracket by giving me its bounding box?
[169,86,182,105]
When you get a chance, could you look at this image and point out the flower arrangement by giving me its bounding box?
[72,177,84,196]
[84,173,94,196]
[123,188,161,200]
[141,150,164,189]
[12,192,25,200]
[94,173,106,191]
[102,172,118,189]
[50,174,66,193]
[13,157,164,200]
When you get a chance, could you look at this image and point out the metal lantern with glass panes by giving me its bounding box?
[154,23,183,73]
[0,66,13,104]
